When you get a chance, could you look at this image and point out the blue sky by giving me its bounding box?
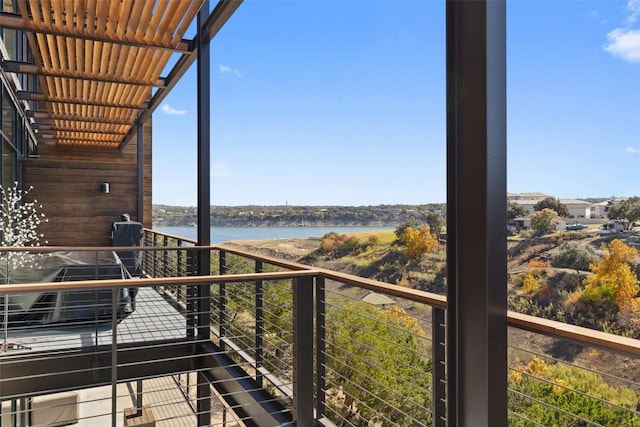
[152,0,640,207]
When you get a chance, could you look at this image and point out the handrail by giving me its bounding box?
[0,270,320,294]
[5,234,640,359]
[0,245,208,253]
[508,311,640,357]
[143,227,197,245]
[214,243,447,307]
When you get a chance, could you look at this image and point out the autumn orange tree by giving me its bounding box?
[582,239,639,314]
[401,225,439,261]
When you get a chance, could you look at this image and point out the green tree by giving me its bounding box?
[534,197,570,217]
[607,196,640,230]
[425,212,444,237]
[509,357,640,426]
[530,208,561,235]
[326,299,432,425]
[507,202,528,221]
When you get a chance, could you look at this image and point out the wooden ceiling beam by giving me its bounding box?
[36,127,128,136]
[36,133,122,142]
[2,60,166,87]
[26,111,134,126]
[17,91,148,109]
[0,11,194,53]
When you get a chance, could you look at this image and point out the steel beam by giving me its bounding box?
[137,123,144,225]
[199,341,294,426]
[293,276,314,425]
[196,2,212,424]
[1,341,196,398]
[446,1,507,426]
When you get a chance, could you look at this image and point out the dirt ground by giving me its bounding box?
[221,237,321,261]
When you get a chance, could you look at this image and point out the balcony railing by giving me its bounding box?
[1,229,639,426]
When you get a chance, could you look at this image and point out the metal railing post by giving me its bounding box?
[219,250,227,351]
[162,236,168,281]
[293,275,314,426]
[177,240,184,275]
[186,247,196,339]
[315,276,326,420]
[111,287,118,427]
[432,307,447,427]
[152,234,158,277]
[255,260,264,388]
[177,240,184,302]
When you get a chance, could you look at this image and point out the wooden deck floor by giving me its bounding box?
[72,375,243,426]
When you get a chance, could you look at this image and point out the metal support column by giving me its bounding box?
[196,1,212,425]
[293,276,314,426]
[315,276,326,421]
[137,123,144,224]
[446,1,507,426]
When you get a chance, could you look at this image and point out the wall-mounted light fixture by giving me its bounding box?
[100,182,110,194]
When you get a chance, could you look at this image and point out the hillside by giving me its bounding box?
[153,204,445,227]
[224,227,640,386]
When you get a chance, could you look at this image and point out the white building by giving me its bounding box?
[507,192,551,202]
[560,199,591,219]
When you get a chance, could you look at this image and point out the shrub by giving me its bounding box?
[550,243,599,271]
[521,273,540,295]
[319,232,360,258]
[509,357,640,426]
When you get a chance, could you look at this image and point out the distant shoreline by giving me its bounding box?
[153,225,394,244]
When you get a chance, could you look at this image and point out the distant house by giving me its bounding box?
[590,200,612,218]
[560,199,591,219]
[507,192,551,202]
[511,216,531,231]
[360,292,396,309]
[508,199,541,215]
[511,215,566,233]
[507,193,553,215]
[599,219,625,235]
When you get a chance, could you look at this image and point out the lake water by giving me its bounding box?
[153,226,393,244]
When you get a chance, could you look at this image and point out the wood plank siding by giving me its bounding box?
[24,121,152,247]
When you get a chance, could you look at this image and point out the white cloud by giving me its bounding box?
[605,0,640,62]
[218,64,242,77]
[213,164,232,177]
[161,103,187,116]
[624,146,639,153]
[626,0,640,24]
[605,28,640,62]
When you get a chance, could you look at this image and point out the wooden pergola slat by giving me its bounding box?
[10,0,206,148]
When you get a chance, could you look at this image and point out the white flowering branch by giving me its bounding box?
[1,182,48,352]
